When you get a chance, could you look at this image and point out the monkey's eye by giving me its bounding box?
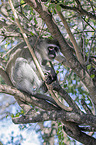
[54,47,59,52]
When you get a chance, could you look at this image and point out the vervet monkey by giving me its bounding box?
[6,36,60,95]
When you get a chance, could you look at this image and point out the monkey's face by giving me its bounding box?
[46,39,60,60]
[48,45,60,59]
[39,39,60,63]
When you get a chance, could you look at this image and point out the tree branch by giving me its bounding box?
[63,124,96,144]
[59,4,96,20]
[12,108,96,126]
[41,0,96,20]
[80,126,96,132]
[48,80,81,113]
[56,9,84,65]
[81,99,93,114]
[12,110,57,124]
[0,66,12,86]
[0,84,62,111]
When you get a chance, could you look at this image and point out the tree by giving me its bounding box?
[0,0,96,144]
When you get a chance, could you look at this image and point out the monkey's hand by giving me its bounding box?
[44,72,57,85]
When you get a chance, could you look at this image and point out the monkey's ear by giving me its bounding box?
[42,59,47,66]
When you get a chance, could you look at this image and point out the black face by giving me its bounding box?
[48,46,59,59]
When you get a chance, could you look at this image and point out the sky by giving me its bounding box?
[0,119,41,145]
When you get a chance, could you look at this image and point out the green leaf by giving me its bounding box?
[20,0,24,4]
[87,64,91,70]
[58,134,62,140]
[20,110,24,114]
[91,74,95,79]
[56,70,59,74]
[64,84,67,88]
[11,114,14,118]
[56,4,61,12]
